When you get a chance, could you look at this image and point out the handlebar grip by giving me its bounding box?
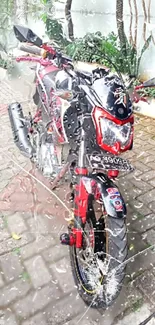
[134,85,144,90]
[18,44,46,57]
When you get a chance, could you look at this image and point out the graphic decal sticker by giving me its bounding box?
[107,188,123,211]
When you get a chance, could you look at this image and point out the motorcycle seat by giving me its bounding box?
[75,69,92,81]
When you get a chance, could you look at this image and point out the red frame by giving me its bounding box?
[92,106,134,155]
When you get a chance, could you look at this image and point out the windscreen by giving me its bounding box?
[92,75,132,120]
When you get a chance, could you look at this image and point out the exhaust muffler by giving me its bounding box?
[8,102,36,158]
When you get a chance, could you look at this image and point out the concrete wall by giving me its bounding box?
[54,0,155,79]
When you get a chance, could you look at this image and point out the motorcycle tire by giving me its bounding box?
[69,196,127,308]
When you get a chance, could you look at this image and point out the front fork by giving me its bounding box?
[74,128,87,246]
[60,126,127,248]
[60,128,89,248]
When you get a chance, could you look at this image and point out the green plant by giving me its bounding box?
[41,9,69,47]
[138,87,155,99]
[0,55,14,73]
[0,57,8,69]
[12,247,21,256]
[65,31,152,79]
[133,80,155,98]
[46,18,67,46]
[20,272,30,281]
[132,298,143,312]
[65,32,118,68]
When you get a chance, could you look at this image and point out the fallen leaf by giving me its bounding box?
[11,233,21,240]
[129,243,135,251]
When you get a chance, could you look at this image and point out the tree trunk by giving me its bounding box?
[65,0,74,41]
[116,0,127,53]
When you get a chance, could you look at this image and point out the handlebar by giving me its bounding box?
[41,44,56,57]
[16,56,52,66]
[134,84,144,91]
[18,43,46,57]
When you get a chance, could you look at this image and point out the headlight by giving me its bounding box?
[100,118,132,147]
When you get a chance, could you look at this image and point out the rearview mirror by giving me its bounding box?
[13,25,43,47]
[143,77,155,88]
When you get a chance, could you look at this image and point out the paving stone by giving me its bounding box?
[134,271,155,305]
[0,217,11,241]
[148,138,155,146]
[144,229,155,247]
[140,155,155,164]
[27,215,52,235]
[22,313,47,325]
[0,180,10,192]
[141,171,155,182]
[127,247,155,278]
[0,232,34,255]
[119,181,142,200]
[133,161,151,172]
[64,317,99,325]
[0,273,4,287]
[0,169,16,182]
[149,178,155,187]
[132,214,155,233]
[149,201,155,211]
[126,232,155,276]
[44,294,86,325]
[129,178,153,193]
[0,278,31,306]
[24,255,51,289]
[135,150,150,160]
[121,169,142,181]
[0,310,18,325]
[0,252,23,282]
[138,189,155,204]
[7,212,27,234]
[43,244,69,264]
[115,303,154,325]
[13,284,61,318]
[50,257,75,294]
[128,200,152,217]
[147,162,155,170]
[20,235,56,260]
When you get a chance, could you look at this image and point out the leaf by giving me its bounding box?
[20,272,30,281]
[137,35,152,75]
[11,233,21,240]
[140,35,152,58]
[40,13,47,23]
[12,247,21,255]
[129,243,135,251]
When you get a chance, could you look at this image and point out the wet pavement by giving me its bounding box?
[0,77,155,325]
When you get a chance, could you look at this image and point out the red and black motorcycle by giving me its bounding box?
[8,25,135,308]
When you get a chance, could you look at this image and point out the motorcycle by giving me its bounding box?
[8,25,139,308]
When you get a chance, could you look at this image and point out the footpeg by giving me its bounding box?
[60,233,75,246]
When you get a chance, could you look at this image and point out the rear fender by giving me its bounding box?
[82,173,126,218]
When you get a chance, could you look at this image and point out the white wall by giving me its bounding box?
[54,0,155,79]
[72,0,155,15]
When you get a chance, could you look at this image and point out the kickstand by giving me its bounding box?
[50,162,70,190]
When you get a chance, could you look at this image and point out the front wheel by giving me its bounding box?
[69,198,127,308]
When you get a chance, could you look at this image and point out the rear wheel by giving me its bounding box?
[69,197,127,308]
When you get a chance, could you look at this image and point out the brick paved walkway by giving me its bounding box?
[0,78,155,325]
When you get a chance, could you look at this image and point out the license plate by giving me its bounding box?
[86,153,134,172]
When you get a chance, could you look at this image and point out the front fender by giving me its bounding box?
[82,173,126,218]
[98,174,126,218]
